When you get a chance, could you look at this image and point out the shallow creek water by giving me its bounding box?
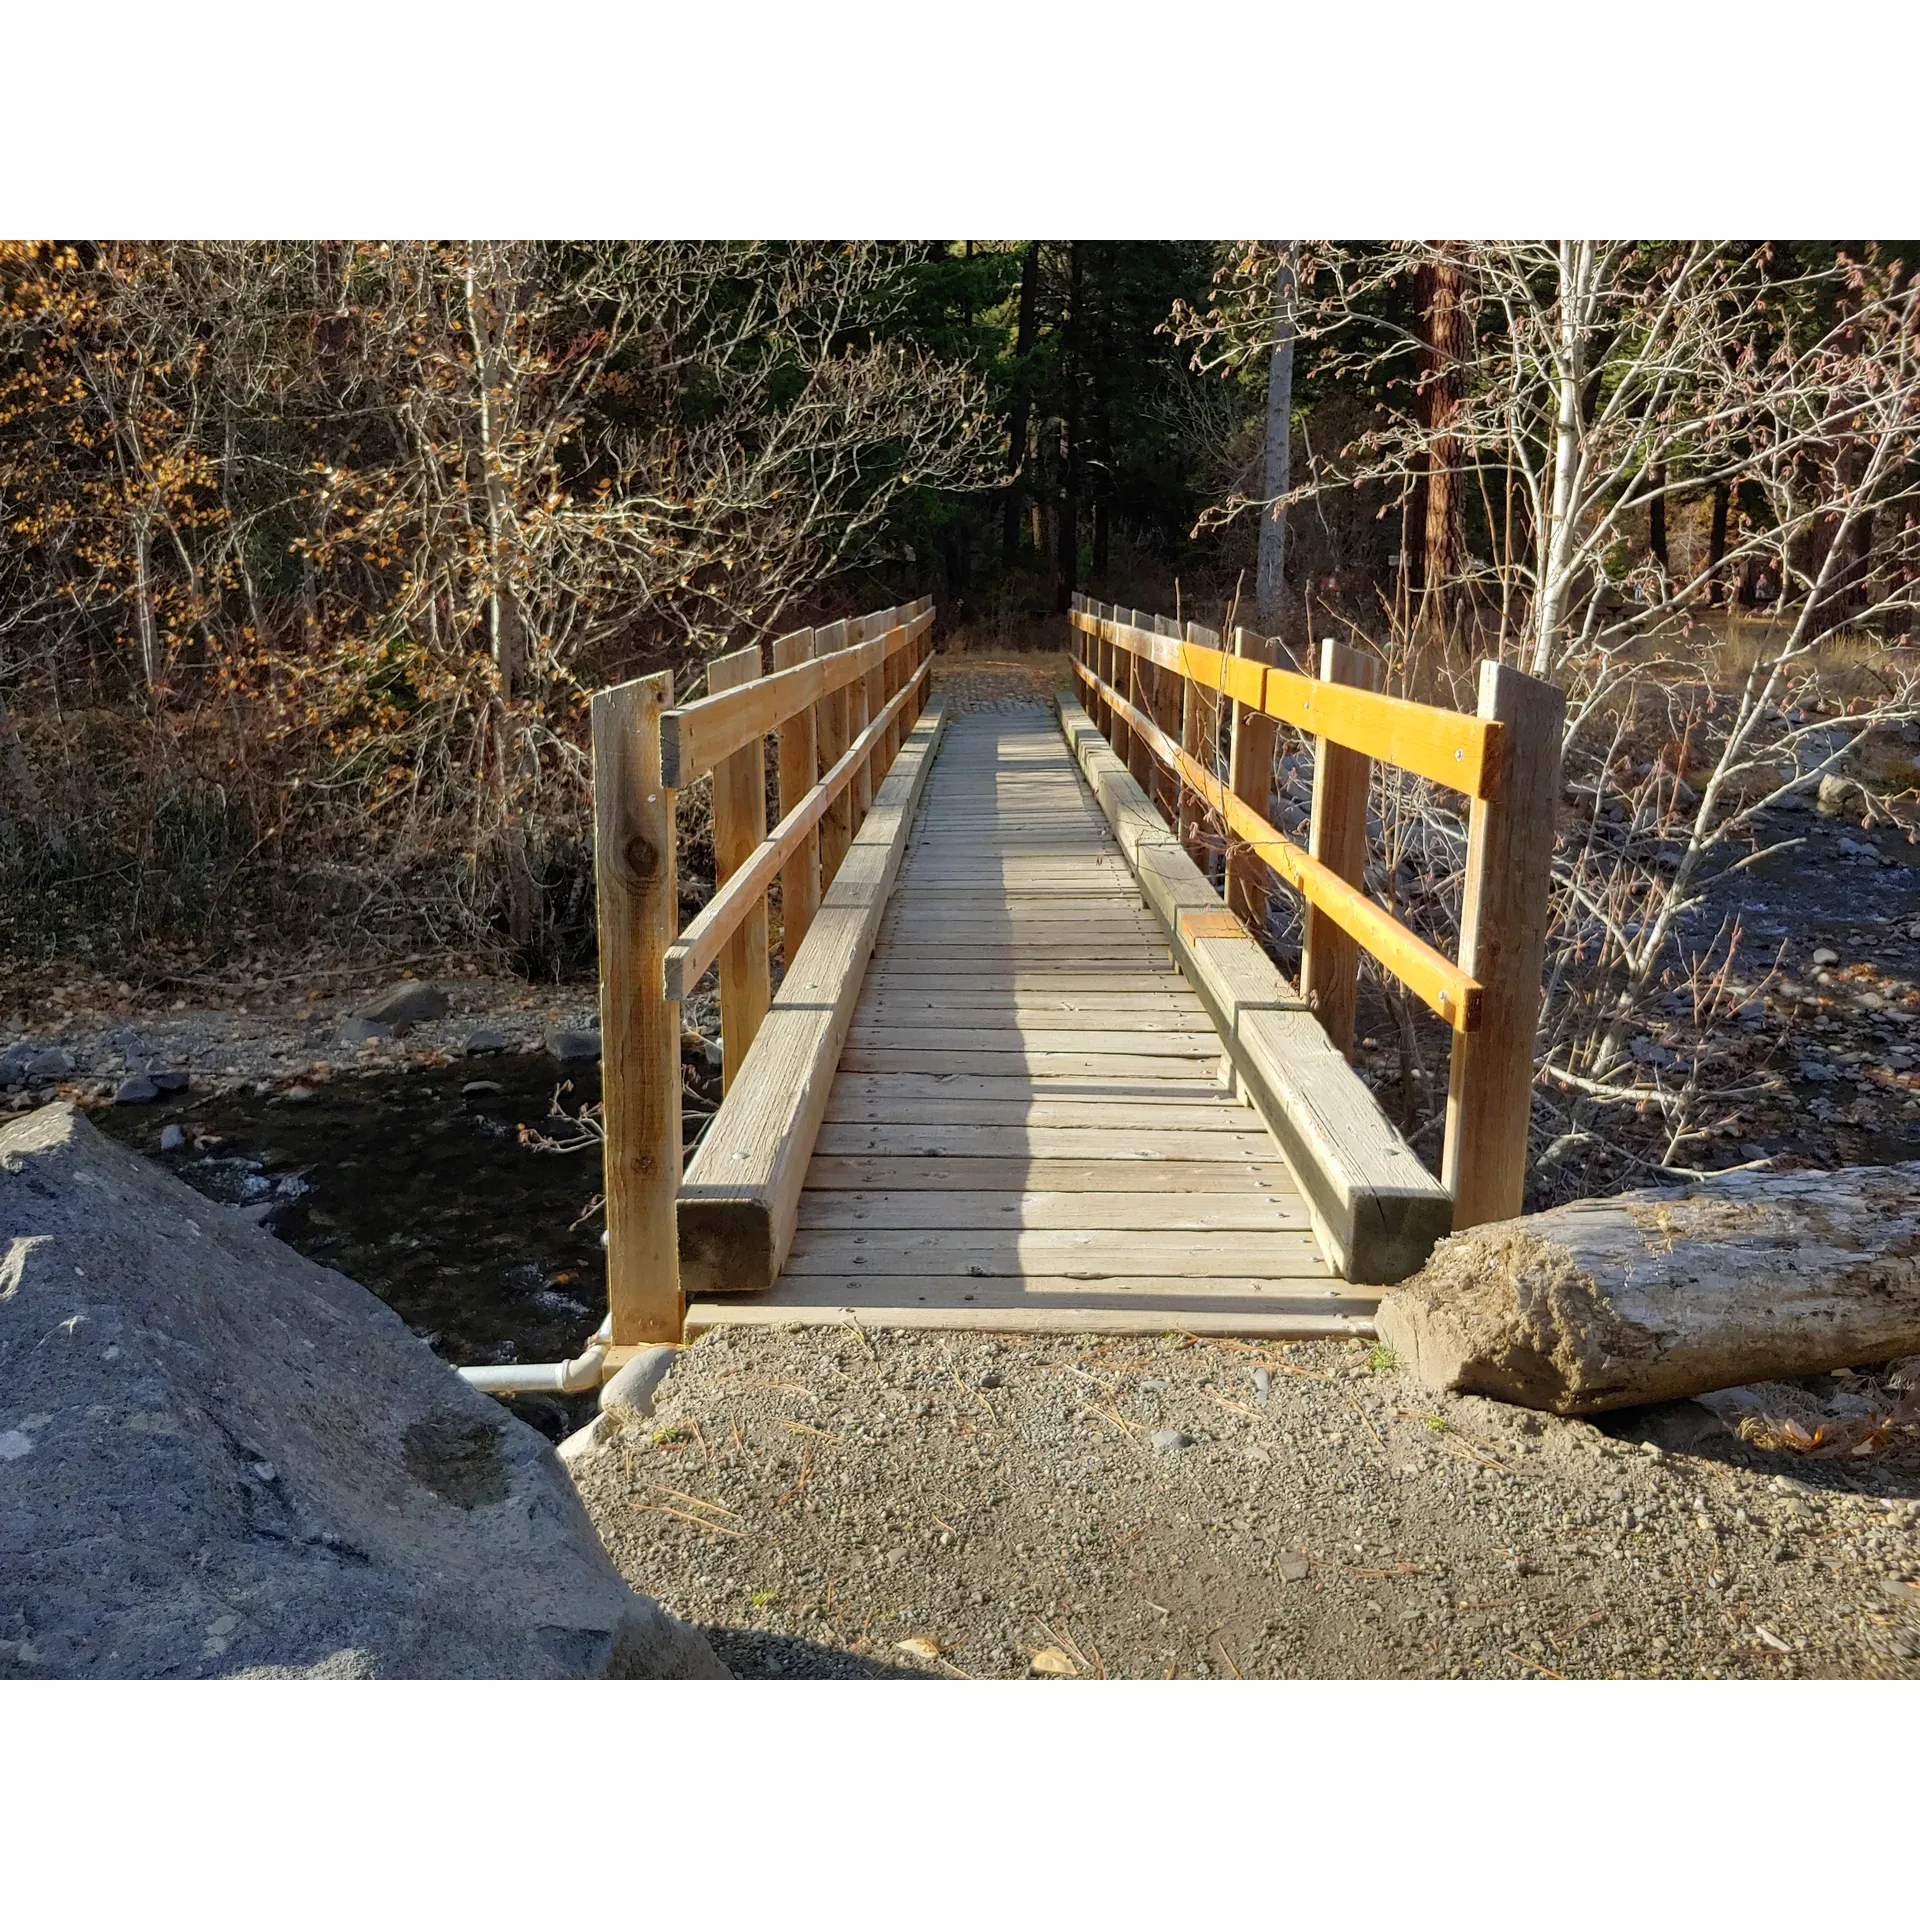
[94,1054,612,1379]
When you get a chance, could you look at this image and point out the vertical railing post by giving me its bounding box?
[1226,622,1279,933]
[1300,638,1382,1058]
[1146,614,1184,826]
[708,644,772,1092]
[772,626,821,962]
[1178,622,1216,857]
[591,670,682,1348]
[848,613,874,825]
[864,609,890,794]
[1442,660,1564,1228]
[1123,610,1156,797]
[815,618,852,889]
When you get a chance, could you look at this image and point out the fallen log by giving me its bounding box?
[1375,1161,1920,1415]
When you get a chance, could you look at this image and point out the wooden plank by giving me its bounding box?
[1227,623,1280,931]
[707,645,772,1088]
[797,1188,1303,1230]
[591,670,682,1346]
[836,1048,1215,1079]
[783,1227,1330,1279]
[772,627,822,959]
[848,1005,1214,1033]
[803,1154,1294,1192]
[1300,639,1382,1058]
[827,1070,1235,1101]
[1442,661,1565,1230]
[675,697,949,1294]
[815,619,853,891]
[822,1094,1265,1130]
[1057,691,1452,1285]
[842,1027,1216,1057]
[848,616,874,824]
[686,1297,1377,1338]
[810,1123,1273,1160]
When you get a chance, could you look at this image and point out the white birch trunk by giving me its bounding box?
[1255,243,1296,635]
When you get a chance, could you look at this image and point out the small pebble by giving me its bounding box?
[158,1124,185,1152]
[1150,1429,1194,1454]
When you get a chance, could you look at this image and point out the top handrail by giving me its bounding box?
[1071,600,1502,799]
[661,599,932,787]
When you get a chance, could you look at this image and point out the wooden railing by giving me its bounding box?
[589,598,935,1351]
[1068,594,1563,1233]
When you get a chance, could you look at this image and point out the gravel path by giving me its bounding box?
[567,1324,1920,1680]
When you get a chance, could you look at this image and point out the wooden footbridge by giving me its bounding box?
[587,596,1561,1364]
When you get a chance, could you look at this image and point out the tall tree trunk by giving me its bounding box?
[1416,246,1470,642]
[1530,241,1590,679]
[1704,480,1732,606]
[1647,462,1669,573]
[1255,243,1296,634]
[1054,243,1082,614]
[1001,241,1041,562]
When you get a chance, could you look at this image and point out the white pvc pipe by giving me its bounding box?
[457,1317,613,1397]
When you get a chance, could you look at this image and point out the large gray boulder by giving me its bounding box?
[353,980,450,1035]
[0,1105,725,1679]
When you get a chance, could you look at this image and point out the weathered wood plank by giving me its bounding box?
[803,1154,1295,1192]
[783,1227,1330,1278]
[797,1188,1305,1231]
[1300,638,1382,1058]
[591,670,682,1345]
[705,645,771,1086]
[771,627,822,959]
[675,697,948,1293]
[1442,660,1565,1229]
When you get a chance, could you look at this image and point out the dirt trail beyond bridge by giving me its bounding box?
[568,1323,1920,1681]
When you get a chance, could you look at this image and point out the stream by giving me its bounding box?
[93,1054,616,1432]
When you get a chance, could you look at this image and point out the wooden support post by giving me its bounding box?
[1179,621,1217,857]
[864,611,889,796]
[1300,639,1382,1058]
[848,615,874,826]
[591,670,682,1347]
[771,627,821,964]
[1123,609,1155,799]
[1226,623,1280,933]
[1442,660,1564,1229]
[816,619,852,890]
[1146,614,1184,827]
[707,644,772,1091]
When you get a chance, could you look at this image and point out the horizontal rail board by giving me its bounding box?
[661,604,930,786]
[663,654,931,999]
[1073,657,1481,1032]
[1070,605,1500,798]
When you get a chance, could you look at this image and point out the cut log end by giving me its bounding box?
[1379,1162,1920,1416]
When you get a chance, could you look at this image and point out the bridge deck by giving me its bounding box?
[686,707,1384,1337]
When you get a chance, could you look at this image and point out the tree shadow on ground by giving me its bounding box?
[703,1628,944,1680]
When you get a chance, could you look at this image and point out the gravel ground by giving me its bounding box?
[567,1324,1920,1680]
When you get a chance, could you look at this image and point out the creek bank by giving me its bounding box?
[0,1104,723,1678]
